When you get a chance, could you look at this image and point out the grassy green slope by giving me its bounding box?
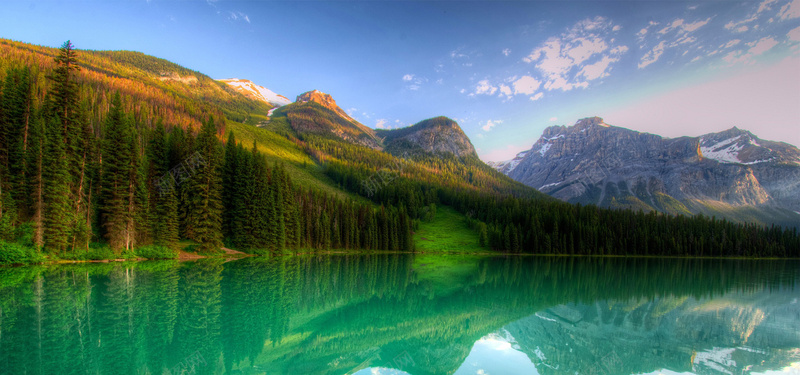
[225,121,370,203]
[413,206,486,253]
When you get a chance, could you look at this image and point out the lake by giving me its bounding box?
[0,255,798,375]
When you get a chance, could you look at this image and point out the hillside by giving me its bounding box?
[492,117,800,227]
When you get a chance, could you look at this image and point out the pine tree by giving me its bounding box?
[186,117,223,252]
[271,166,286,252]
[100,93,133,251]
[43,115,72,253]
[150,121,179,249]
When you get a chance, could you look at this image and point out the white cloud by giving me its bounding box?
[779,0,800,19]
[658,19,683,34]
[475,80,498,95]
[722,37,778,66]
[523,16,625,92]
[565,37,608,65]
[612,25,622,31]
[460,88,466,94]
[512,76,541,95]
[683,18,711,32]
[725,14,758,31]
[580,55,616,80]
[639,41,666,69]
[481,119,503,132]
[549,117,558,121]
[748,36,779,55]
[530,92,544,101]
[659,17,711,34]
[502,48,511,56]
[228,11,251,23]
[403,75,427,90]
[789,25,800,41]
[609,45,629,54]
[721,39,742,49]
[499,84,513,97]
[758,0,779,13]
[375,119,388,129]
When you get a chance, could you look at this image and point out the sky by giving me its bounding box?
[1,0,799,161]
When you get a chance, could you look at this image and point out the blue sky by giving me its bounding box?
[2,0,799,161]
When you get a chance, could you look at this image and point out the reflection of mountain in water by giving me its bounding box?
[0,256,797,375]
[504,291,800,375]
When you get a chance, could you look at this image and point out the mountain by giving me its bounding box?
[492,117,800,226]
[218,78,292,108]
[273,90,382,149]
[274,92,479,160]
[377,116,478,159]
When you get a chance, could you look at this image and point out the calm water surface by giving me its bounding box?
[0,255,798,375]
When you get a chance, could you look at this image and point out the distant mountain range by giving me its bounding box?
[490,117,800,226]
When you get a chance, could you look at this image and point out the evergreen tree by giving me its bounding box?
[43,115,72,253]
[150,121,179,249]
[100,93,133,251]
[271,166,286,252]
[186,117,223,252]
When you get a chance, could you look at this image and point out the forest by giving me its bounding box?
[0,41,412,264]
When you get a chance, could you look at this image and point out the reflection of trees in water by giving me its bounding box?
[0,257,797,375]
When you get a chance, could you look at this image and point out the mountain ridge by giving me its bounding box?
[491,117,800,226]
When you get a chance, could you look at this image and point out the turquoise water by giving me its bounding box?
[0,255,798,374]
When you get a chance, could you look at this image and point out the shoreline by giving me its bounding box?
[3,248,798,267]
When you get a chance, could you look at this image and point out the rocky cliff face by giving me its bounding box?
[494,117,800,225]
[378,116,477,159]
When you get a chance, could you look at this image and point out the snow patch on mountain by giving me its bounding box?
[539,182,562,190]
[539,143,552,156]
[700,136,745,164]
[219,78,292,107]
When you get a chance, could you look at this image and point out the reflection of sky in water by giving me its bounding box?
[453,332,540,375]
[353,368,411,375]
[356,331,540,375]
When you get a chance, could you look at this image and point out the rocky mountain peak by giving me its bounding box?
[573,116,609,129]
[295,90,355,122]
[379,116,477,158]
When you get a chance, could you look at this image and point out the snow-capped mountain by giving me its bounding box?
[490,117,800,226]
[218,78,292,108]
